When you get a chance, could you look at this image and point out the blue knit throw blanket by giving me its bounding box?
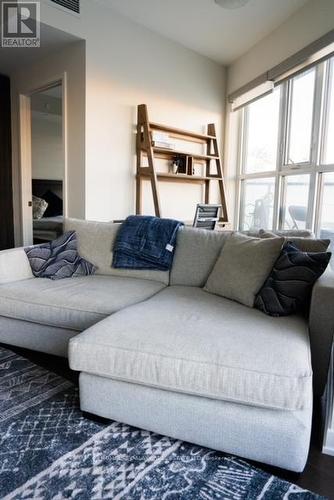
[112,215,183,271]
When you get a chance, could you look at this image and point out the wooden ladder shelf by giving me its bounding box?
[136,104,228,223]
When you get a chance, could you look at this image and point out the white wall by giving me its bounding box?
[228,0,334,93]
[31,113,63,181]
[40,0,226,222]
[10,40,85,244]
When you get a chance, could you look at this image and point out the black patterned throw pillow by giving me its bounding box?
[25,231,96,280]
[254,242,331,317]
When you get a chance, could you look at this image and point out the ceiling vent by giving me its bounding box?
[50,0,80,14]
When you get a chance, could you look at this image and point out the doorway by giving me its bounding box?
[20,81,66,245]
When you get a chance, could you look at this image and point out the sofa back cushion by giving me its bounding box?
[170,227,232,287]
[259,230,330,252]
[244,229,314,238]
[64,218,169,285]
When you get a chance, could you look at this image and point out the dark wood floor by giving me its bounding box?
[5,345,334,499]
[254,410,334,499]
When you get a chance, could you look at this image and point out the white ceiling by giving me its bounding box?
[100,0,310,65]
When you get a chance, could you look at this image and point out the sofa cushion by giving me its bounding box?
[69,286,312,411]
[170,226,231,287]
[0,275,165,331]
[64,218,169,285]
[205,233,284,307]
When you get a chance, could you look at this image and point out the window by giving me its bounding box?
[240,178,275,231]
[323,63,334,164]
[237,56,334,257]
[319,172,334,267]
[243,89,280,174]
[287,69,315,165]
[282,175,311,230]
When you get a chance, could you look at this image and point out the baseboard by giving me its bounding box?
[322,428,334,456]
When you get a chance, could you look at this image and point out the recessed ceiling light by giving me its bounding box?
[215,0,250,9]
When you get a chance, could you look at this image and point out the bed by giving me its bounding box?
[32,179,64,243]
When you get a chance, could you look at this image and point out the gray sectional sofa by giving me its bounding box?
[0,218,333,473]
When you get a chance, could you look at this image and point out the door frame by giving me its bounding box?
[19,73,68,246]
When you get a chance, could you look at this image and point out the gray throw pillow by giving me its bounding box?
[259,230,329,253]
[205,233,284,307]
[32,195,48,220]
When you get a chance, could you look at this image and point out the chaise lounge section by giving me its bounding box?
[70,285,313,472]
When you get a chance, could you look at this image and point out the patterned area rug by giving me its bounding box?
[0,346,324,500]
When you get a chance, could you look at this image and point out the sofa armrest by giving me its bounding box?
[309,268,334,397]
[0,247,34,285]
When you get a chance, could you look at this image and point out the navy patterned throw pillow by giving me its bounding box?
[24,231,96,280]
[254,242,331,317]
